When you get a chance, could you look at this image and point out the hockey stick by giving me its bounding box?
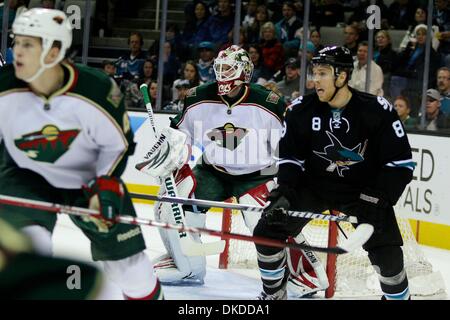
[129,192,359,224]
[138,84,225,256]
[0,194,373,254]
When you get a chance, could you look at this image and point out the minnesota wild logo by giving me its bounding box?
[14,125,80,163]
[206,123,248,151]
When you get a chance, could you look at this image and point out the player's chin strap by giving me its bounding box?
[327,69,349,104]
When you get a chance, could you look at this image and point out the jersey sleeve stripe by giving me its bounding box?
[276,159,305,170]
[386,159,416,171]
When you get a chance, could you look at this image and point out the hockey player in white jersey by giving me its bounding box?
[138,45,329,297]
[0,8,163,300]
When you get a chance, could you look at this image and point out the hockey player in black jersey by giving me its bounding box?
[254,46,415,300]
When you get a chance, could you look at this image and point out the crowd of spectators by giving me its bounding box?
[2,0,449,131]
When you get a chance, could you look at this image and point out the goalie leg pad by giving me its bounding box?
[154,169,206,285]
[286,233,329,298]
[238,179,276,234]
[154,210,206,285]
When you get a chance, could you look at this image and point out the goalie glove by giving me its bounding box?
[81,175,126,233]
[135,127,191,179]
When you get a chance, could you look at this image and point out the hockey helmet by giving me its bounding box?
[213,45,254,95]
[12,8,73,82]
[311,46,354,79]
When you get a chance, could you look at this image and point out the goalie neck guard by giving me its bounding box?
[213,45,254,96]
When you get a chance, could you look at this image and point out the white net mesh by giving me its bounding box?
[223,209,446,298]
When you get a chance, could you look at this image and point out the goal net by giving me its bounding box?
[219,204,446,298]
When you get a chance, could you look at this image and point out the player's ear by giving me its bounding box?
[336,71,348,87]
[44,46,61,64]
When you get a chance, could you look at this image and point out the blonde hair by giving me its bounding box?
[261,21,276,33]
[376,30,391,43]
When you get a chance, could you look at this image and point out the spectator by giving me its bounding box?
[40,0,55,8]
[218,29,248,52]
[196,41,216,83]
[349,41,384,96]
[245,4,270,44]
[312,0,344,28]
[309,28,324,54]
[298,40,316,63]
[343,24,360,57]
[115,32,147,81]
[102,60,117,77]
[180,1,211,60]
[388,0,416,30]
[0,0,24,29]
[137,59,156,87]
[242,0,258,30]
[163,79,191,112]
[276,57,300,103]
[391,24,440,112]
[275,1,302,57]
[161,41,181,92]
[399,6,440,52]
[194,0,234,46]
[148,23,183,61]
[394,95,418,130]
[260,21,285,77]
[423,89,449,131]
[172,60,202,101]
[434,0,450,67]
[248,43,271,85]
[374,30,397,99]
[436,67,450,116]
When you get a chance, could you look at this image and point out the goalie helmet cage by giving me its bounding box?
[219,204,447,299]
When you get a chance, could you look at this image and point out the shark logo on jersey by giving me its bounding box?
[313,131,367,177]
[14,125,80,163]
[206,123,249,151]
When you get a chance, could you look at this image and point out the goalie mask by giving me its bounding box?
[213,45,253,96]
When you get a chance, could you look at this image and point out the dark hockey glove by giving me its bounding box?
[262,186,294,227]
[356,188,390,234]
[82,176,126,233]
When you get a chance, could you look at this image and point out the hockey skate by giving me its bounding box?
[257,288,288,300]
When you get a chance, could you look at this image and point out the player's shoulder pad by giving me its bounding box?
[184,82,220,105]
[248,83,286,119]
[0,64,28,94]
[353,90,397,117]
[285,93,316,116]
[71,63,124,111]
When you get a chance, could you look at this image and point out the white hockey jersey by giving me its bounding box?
[0,63,134,189]
[171,82,286,175]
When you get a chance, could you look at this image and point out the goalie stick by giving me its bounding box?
[0,194,374,254]
[129,192,359,224]
[138,84,225,256]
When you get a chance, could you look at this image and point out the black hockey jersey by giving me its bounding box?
[278,89,414,205]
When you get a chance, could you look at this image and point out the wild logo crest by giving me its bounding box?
[313,131,367,177]
[14,125,80,163]
[206,123,249,151]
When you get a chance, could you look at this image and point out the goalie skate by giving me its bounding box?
[152,253,205,286]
